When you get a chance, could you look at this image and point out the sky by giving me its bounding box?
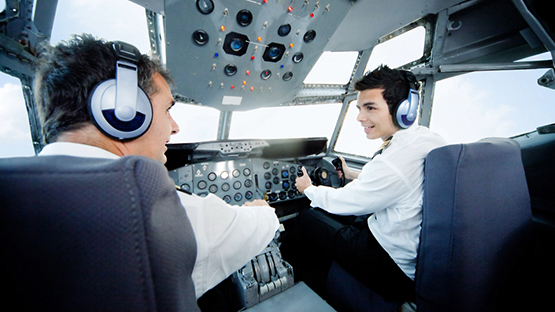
[1,0,554,158]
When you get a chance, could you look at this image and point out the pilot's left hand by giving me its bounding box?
[295,166,312,194]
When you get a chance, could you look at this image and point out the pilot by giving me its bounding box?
[33,34,279,299]
[294,65,447,303]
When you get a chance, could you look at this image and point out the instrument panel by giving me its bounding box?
[165,0,353,110]
[169,158,304,205]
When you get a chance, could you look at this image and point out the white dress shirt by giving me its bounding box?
[39,142,280,298]
[304,126,446,280]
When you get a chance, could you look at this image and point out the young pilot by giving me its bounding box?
[34,34,279,299]
[294,65,447,302]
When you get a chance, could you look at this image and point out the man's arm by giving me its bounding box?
[177,192,279,298]
[298,160,410,216]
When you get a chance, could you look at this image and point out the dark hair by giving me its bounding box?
[354,65,417,115]
[34,33,173,143]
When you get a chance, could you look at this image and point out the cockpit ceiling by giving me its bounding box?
[325,0,465,51]
[164,0,355,111]
[127,0,551,110]
[127,0,469,111]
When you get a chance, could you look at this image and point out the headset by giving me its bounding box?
[88,41,152,140]
[392,71,419,129]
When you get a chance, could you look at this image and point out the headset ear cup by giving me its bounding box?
[88,79,152,140]
[394,99,408,129]
[394,89,419,129]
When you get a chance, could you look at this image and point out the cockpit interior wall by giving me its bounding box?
[165,0,354,110]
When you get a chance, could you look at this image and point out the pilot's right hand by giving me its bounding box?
[295,166,312,194]
[337,156,359,180]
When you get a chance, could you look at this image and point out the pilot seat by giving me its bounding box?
[325,137,534,311]
[0,155,199,311]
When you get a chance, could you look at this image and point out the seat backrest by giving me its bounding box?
[416,138,534,312]
[0,155,199,311]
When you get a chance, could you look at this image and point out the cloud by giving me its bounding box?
[0,82,33,142]
[0,82,36,157]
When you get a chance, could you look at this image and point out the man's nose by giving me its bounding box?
[356,110,366,122]
[171,117,180,135]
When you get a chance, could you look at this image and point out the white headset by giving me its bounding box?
[393,71,419,129]
[88,41,152,140]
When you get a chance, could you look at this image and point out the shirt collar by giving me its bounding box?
[39,142,120,160]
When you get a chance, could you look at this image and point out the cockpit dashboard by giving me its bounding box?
[166,137,340,209]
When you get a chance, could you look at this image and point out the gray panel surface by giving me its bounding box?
[245,282,336,312]
[165,0,352,110]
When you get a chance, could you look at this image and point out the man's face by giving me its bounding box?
[124,73,179,163]
[355,88,399,141]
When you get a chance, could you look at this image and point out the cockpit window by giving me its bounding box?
[365,26,426,72]
[333,99,383,158]
[50,0,150,53]
[169,104,220,143]
[430,64,555,143]
[303,51,360,84]
[229,103,342,141]
[0,74,34,157]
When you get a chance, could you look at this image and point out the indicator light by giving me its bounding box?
[290,43,294,48]
[231,85,235,89]
[310,13,314,17]
[246,70,251,75]
[263,0,268,3]
[220,25,225,31]
[251,55,255,60]
[258,36,262,42]
[250,87,254,91]
[214,53,219,57]
[243,80,247,85]
[288,6,293,12]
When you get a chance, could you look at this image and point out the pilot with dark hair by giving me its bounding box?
[34,34,279,299]
[295,65,447,303]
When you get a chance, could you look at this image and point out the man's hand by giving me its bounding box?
[295,166,313,194]
[244,199,272,208]
[337,156,359,180]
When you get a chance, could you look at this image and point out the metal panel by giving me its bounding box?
[325,0,465,51]
[165,0,353,111]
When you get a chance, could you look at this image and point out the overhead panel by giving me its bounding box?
[165,0,353,111]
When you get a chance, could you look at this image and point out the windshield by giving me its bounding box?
[229,104,343,141]
[430,66,555,143]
